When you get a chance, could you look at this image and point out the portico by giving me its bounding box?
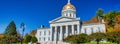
[51,24,80,41]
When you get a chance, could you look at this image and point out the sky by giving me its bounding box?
[0,0,120,34]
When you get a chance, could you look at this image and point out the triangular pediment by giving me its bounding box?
[49,17,80,23]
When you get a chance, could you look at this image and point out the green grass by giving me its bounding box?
[12,43,27,44]
[83,42,117,44]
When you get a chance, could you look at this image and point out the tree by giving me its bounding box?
[77,33,89,43]
[63,33,89,44]
[116,15,120,24]
[31,36,37,43]
[0,34,4,40]
[103,11,119,32]
[114,15,120,31]
[24,34,32,43]
[0,21,21,43]
[96,8,104,19]
[4,21,17,35]
[89,32,106,44]
[63,35,78,44]
[106,31,120,44]
[30,30,37,37]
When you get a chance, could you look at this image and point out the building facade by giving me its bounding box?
[36,0,106,44]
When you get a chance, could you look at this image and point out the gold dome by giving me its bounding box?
[63,3,75,10]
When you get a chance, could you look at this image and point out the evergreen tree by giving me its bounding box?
[1,21,21,43]
[4,21,17,35]
[96,8,104,19]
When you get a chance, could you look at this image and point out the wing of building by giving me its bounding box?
[35,0,106,44]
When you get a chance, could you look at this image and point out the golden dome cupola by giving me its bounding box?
[62,0,76,18]
[63,0,75,10]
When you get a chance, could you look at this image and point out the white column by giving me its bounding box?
[66,25,68,37]
[60,26,63,41]
[77,25,80,34]
[50,27,52,41]
[72,25,74,35]
[54,26,57,41]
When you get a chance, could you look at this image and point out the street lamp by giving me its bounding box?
[20,23,25,44]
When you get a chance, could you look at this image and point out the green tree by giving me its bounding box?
[64,35,77,44]
[64,33,89,44]
[24,34,32,43]
[104,11,118,27]
[4,21,17,35]
[106,31,120,44]
[77,33,89,43]
[96,8,104,19]
[30,30,37,37]
[0,21,21,44]
[31,36,37,43]
[89,32,106,44]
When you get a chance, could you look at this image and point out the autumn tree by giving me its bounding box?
[116,15,120,24]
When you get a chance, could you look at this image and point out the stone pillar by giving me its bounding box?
[50,27,52,41]
[66,25,68,37]
[77,24,80,34]
[54,26,57,41]
[72,25,74,35]
[60,26,63,41]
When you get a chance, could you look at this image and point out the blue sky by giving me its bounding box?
[0,0,120,34]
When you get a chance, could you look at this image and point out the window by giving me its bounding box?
[84,28,87,34]
[98,27,100,32]
[70,13,71,17]
[39,38,41,41]
[44,31,46,35]
[48,37,50,41]
[91,27,93,33]
[40,31,41,36]
[49,31,50,35]
[44,37,45,41]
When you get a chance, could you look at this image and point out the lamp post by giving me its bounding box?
[20,23,25,44]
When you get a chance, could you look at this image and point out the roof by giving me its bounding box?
[82,16,103,24]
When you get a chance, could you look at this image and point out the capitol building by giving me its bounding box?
[35,0,106,44]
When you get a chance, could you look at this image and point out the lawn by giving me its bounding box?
[83,42,117,44]
[12,43,27,44]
